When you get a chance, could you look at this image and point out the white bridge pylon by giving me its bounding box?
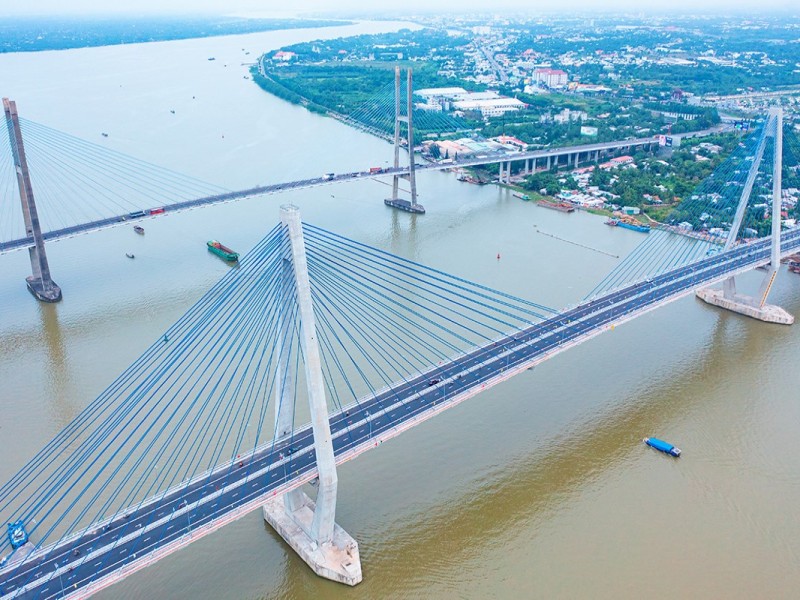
[261,204,362,586]
[696,107,794,325]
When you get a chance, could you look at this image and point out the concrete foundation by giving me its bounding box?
[263,492,362,586]
[695,288,794,325]
[26,275,62,302]
[384,198,425,214]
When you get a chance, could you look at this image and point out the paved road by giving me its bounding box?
[0,137,661,254]
[3,226,797,599]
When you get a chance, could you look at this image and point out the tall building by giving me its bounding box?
[533,68,568,88]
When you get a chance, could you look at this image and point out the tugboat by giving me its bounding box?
[133,225,144,235]
[207,240,239,262]
[7,521,29,549]
[643,437,681,457]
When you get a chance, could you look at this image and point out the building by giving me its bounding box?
[273,51,296,61]
[493,135,528,150]
[453,97,526,118]
[548,108,588,124]
[415,87,469,103]
[533,68,568,88]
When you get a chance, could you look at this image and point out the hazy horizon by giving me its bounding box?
[0,0,798,18]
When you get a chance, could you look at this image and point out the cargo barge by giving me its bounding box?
[605,217,650,233]
[207,240,239,261]
[643,437,681,457]
[537,200,575,213]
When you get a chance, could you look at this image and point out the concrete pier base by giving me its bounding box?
[695,288,794,325]
[26,276,62,302]
[384,198,425,214]
[263,492,362,586]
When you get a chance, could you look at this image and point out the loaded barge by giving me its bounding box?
[537,200,575,213]
[207,240,239,262]
[605,216,650,233]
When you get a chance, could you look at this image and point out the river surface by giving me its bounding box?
[1,20,799,600]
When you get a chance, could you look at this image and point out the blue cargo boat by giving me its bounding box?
[606,218,651,233]
[643,437,681,457]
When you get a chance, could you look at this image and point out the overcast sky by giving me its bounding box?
[0,0,796,16]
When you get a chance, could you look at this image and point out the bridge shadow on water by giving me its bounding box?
[257,285,800,599]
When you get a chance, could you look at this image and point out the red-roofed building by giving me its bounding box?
[493,135,528,150]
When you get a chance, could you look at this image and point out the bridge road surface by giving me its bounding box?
[0,136,661,254]
[3,226,799,599]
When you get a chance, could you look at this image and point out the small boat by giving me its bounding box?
[643,437,681,457]
[125,253,135,259]
[7,521,29,549]
[133,225,144,235]
[101,132,109,138]
[170,109,176,114]
[207,240,239,262]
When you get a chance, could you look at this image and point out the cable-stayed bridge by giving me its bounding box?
[1,107,798,598]
[3,45,800,594]
[2,66,730,300]
[0,105,659,255]
[1,206,798,598]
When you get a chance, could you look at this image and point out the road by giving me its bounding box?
[2,224,799,599]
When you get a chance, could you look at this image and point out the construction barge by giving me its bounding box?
[536,200,575,213]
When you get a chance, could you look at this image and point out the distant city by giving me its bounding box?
[253,14,800,235]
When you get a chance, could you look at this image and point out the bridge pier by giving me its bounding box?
[3,98,62,302]
[696,107,793,325]
[384,67,424,214]
[263,205,362,586]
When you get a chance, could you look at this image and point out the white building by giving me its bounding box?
[453,97,526,118]
[533,68,568,88]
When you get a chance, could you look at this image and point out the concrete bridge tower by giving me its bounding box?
[263,205,362,585]
[384,66,424,214]
[3,98,61,302]
[696,107,793,325]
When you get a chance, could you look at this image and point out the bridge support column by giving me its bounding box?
[263,205,362,586]
[384,67,424,214]
[696,107,793,325]
[3,98,61,302]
